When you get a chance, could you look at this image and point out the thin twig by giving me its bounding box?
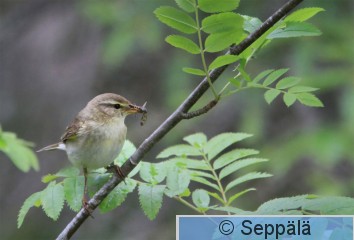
[56,0,304,239]
[181,99,218,119]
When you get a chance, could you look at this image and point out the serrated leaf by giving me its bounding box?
[189,169,215,180]
[139,162,166,184]
[63,176,84,212]
[56,167,80,178]
[276,76,301,89]
[182,67,206,76]
[165,166,190,197]
[296,92,324,107]
[199,0,240,13]
[157,144,201,158]
[288,86,318,93]
[219,158,268,179]
[165,35,200,54]
[210,206,251,214]
[214,149,259,170]
[264,89,281,104]
[192,189,210,209]
[205,132,252,160]
[154,6,197,34]
[41,182,64,220]
[303,196,354,214]
[170,158,209,170]
[228,188,256,205]
[18,192,42,228]
[252,69,274,83]
[41,174,58,183]
[183,132,207,148]
[191,176,219,191]
[208,191,224,203]
[175,0,196,13]
[242,15,262,33]
[267,22,322,39]
[179,188,191,197]
[100,179,137,213]
[225,172,272,192]
[202,12,243,34]
[208,55,239,71]
[139,184,165,220]
[283,93,297,107]
[204,32,241,53]
[284,7,325,23]
[263,68,289,86]
[114,140,136,165]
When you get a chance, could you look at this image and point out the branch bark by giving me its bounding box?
[56,0,304,239]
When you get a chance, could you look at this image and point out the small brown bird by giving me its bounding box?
[38,93,147,209]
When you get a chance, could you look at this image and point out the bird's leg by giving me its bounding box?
[106,164,126,183]
[82,167,94,218]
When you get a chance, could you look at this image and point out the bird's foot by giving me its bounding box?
[106,164,126,183]
[82,198,94,219]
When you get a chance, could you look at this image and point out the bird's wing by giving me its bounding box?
[60,117,84,142]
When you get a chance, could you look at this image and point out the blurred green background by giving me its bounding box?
[0,0,353,239]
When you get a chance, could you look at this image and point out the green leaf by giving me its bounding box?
[242,15,262,33]
[139,184,165,220]
[139,162,166,184]
[205,132,252,160]
[100,179,137,213]
[169,158,209,170]
[228,188,256,205]
[192,189,210,209]
[219,158,268,179]
[189,169,215,180]
[41,182,64,220]
[208,191,224,203]
[198,0,240,13]
[210,206,251,214]
[18,192,42,228]
[63,176,84,212]
[41,174,59,183]
[288,86,319,93]
[114,140,136,165]
[183,132,207,148]
[267,22,322,39]
[284,7,325,23]
[263,68,289,86]
[202,12,243,34]
[214,149,259,170]
[0,131,39,172]
[165,166,190,197]
[264,89,281,104]
[225,172,272,192]
[204,32,241,53]
[179,188,191,197]
[283,93,297,107]
[182,67,206,76]
[296,93,324,107]
[191,176,219,191]
[208,55,239,71]
[154,6,197,34]
[252,69,274,83]
[303,196,354,214]
[165,35,200,54]
[276,77,301,89]
[56,167,80,178]
[175,0,196,13]
[157,144,201,158]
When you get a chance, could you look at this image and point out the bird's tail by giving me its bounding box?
[37,143,65,152]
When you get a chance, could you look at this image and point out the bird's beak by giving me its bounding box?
[126,102,147,114]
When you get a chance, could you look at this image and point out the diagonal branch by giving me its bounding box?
[56,0,304,239]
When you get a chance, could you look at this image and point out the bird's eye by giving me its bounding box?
[113,104,121,109]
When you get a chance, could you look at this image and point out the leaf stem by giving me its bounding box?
[195,2,219,100]
[173,196,205,214]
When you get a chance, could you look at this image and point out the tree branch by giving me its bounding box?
[181,99,218,119]
[56,0,304,239]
